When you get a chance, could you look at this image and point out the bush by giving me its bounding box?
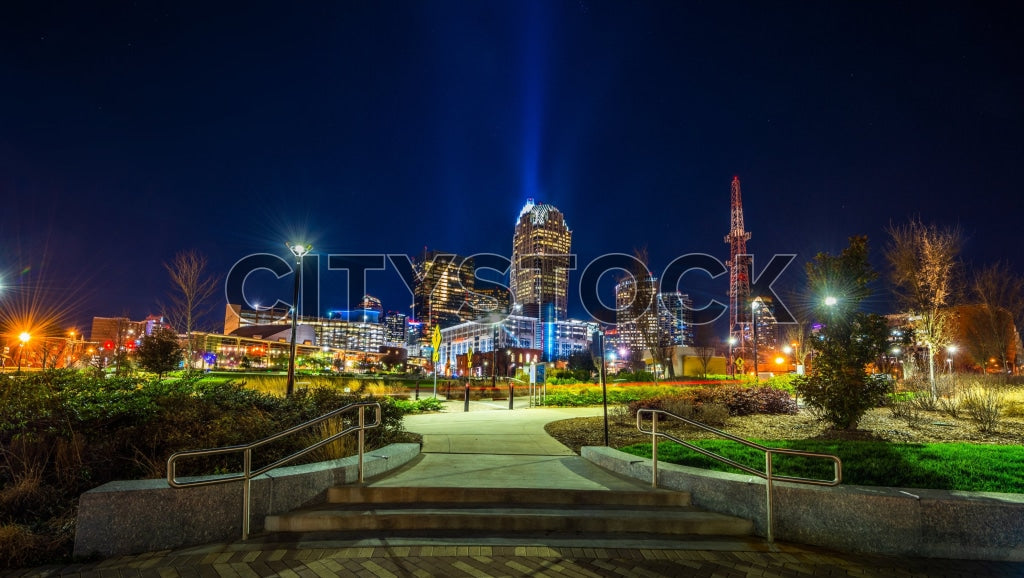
[543,388,605,407]
[614,370,656,382]
[889,393,925,427]
[697,403,730,427]
[391,397,438,414]
[627,385,796,418]
[0,371,414,569]
[792,373,890,430]
[761,373,797,395]
[961,387,1004,433]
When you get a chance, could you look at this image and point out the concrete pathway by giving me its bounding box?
[13,402,1024,577]
[386,402,643,491]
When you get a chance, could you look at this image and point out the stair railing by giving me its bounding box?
[167,401,382,540]
[636,408,841,543]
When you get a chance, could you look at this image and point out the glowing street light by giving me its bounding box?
[728,336,738,377]
[17,332,31,373]
[824,296,838,307]
[286,242,312,396]
[946,344,957,373]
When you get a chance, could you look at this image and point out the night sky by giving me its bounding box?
[2,2,1022,334]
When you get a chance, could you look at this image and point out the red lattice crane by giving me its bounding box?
[724,176,752,373]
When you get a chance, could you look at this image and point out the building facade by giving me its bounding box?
[412,250,476,335]
[615,277,694,354]
[384,311,408,346]
[510,199,572,322]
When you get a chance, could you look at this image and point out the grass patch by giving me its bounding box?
[619,439,1024,493]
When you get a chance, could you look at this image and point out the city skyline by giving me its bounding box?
[3,3,1023,333]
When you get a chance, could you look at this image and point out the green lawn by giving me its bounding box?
[619,439,1024,493]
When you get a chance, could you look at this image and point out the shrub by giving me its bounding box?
[627,385,795,418]
[696,403,730,427]
[614,370,656,382]
[937,396,962,419]
[543,388,605,407]
[889,393,925,427]
[761,373,797,395]
[793,373,890,430]
[0,371,415,569]
[961,387,1004,433]
[693,385,797,416]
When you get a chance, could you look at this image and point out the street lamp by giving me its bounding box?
[728,336,738,377]
[286,242,312,396]
[946,345,957,374]
[751,299,760,382]
[17,332,31,373]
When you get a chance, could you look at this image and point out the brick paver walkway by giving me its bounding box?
[12,542,1024,577]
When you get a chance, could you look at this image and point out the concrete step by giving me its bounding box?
[264,487,754,537]
[326,485,692,507]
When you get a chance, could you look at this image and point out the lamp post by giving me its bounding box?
[751,300,760,382]
[491,323,498,389]
[285,243,311,397]
[946,345,957,374]
[728,336,737,377]
[599,328,609,446]
[17,331,31,374]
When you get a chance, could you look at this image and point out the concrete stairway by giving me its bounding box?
[263,486,755,538]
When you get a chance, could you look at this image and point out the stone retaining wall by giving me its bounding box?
[582,446,1024,561]
[74,443,420,558]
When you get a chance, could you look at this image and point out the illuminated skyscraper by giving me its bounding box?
[614,278,693,353]
[358,294,383,314]
[510,199,572,322]
[412,250,475,333]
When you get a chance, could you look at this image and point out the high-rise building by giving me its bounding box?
[384,311,408,345]
[615,277,694,353]
[510,199,572,322]
[358,295,383,314]
[615,276,659,354]
[658,292,694,347]
[751,296,779,368]
[412,250,476,333]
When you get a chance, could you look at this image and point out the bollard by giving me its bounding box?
[464,382,470,412]
[508,384,514,410]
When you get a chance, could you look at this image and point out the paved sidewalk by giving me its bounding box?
[14,539,1024,577]
[12,402,1024,577]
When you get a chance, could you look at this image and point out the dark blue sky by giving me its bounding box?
[2,2,1022,332]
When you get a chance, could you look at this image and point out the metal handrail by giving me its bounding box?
[636,408,841,543]
[167,401,382,540]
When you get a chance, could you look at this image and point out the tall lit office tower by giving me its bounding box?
[412,250,475,332]
[510,199,573,322]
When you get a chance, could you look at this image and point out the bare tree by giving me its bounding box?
[163,250,221,370]
[969,262,1024,373]
[885,218,963,397]
[960,304,1013,372]
[691,322,717,379]
[781,321,810,373]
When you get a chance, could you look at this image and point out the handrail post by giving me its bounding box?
[358,405,366,483]
[651,411,659,488]
[242,448,252,541]
[765,450,774,543]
